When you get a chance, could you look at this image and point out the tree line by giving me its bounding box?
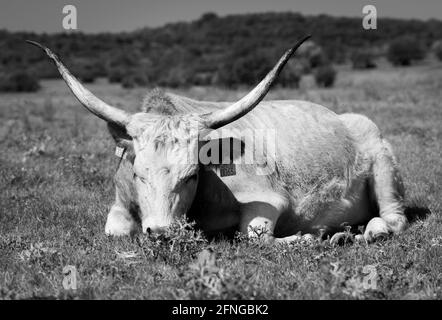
[1,12,442,92]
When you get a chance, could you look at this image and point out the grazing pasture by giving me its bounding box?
[0,63,440,299]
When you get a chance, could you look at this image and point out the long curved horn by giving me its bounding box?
[26,40,130,127]
[203,35,311,129]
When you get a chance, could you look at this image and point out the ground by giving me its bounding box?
[0,63,441,299]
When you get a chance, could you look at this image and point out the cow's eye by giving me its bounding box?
[185,174,197,183]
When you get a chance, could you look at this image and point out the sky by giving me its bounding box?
[0,0,441,33]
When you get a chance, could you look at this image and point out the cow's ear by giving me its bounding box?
[107,123,135,163]
[107,123,132,143]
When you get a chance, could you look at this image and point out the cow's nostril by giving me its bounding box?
[144,226,167,235]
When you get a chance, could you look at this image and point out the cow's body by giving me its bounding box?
[28,37,407,243]
[108,91,406,242]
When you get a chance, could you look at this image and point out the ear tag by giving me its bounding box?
[219,164,236,177]
[115,146,127,159]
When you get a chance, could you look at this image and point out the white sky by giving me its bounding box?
[0,0,440,33]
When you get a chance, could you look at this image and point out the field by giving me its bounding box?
[0,63,441,300]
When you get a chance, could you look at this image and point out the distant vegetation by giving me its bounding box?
[350,51,376,69]
[387,36,425,66]
[0,12,441,91]
[0,71,40,92]
[433,41,442,61]
[314,65,337,88]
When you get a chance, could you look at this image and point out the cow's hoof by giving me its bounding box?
[105,206,137,236]
[105,224,133,236]
[105,216,135,236]
[364,217,390,243]
[355,234,366,244]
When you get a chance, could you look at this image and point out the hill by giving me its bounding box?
[1,12,441,88]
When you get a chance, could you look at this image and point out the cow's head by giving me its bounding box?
[27,36,310,233]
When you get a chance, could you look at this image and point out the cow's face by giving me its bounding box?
[128,114,202,233]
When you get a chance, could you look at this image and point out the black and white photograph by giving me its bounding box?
[0,0,440,304]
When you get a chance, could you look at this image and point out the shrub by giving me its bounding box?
[137,218,207,266]
[314,65,336,88]
[190,72,215,86]
[31,61,62,79]
[433,41,442,61]
[387,36,425,66]
[198,12,219,25]
[298,41,326,69]
[351,51,376,69]
[0,71,40,92]
[69,58,104,83]
[121,71,148,89]
[76,71,96,83]
[157,65,193,88]
[278,61,302,88]
[217,51,273,88]
[108,67,125,83]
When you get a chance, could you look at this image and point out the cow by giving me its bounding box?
[27,36,407,245]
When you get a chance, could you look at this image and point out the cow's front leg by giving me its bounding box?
[105,204,137,236]
[106,162,139,236]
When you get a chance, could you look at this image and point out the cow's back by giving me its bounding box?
[167,93,357,195]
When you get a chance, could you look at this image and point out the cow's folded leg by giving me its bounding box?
[238,193,288,242]
[244,215,276,242]
[237,192,319,245]
[105,204,137,236]
[273,233,315,244]
[274,234,302,244]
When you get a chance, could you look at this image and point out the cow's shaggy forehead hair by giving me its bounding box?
[144,115,201,151]
[141,88,177,115]
[128,88,203,151]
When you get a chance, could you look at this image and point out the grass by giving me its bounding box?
[0,64,441,300]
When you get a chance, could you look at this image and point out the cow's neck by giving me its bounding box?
[187,167,241,237]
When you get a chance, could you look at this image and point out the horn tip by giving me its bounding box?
[286,34,312,56]
[298,34,312,45]
[26,40,44,49]
[26,40,51,53]
[26,40,58,62]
